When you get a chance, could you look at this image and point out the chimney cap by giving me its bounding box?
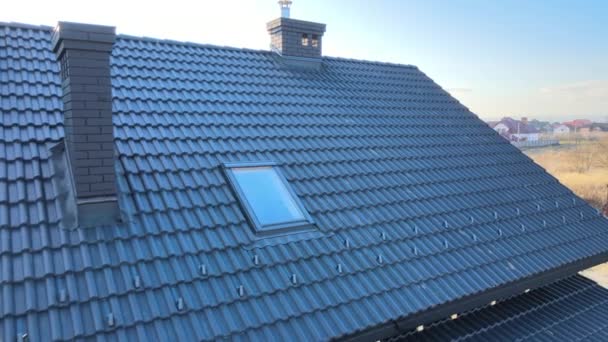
[278,0,293,18]
[52,21,116,56]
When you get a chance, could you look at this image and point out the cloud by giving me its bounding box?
[540,80,608,100]
[446,88,473,94]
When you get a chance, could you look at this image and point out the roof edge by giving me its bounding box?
[340,250,608,342]
[117,34,418,69]
[1,21,418,70]
[0,21,53,31]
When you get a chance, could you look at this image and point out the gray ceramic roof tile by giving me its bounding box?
[2,22,608,341]
[392,275,608,341]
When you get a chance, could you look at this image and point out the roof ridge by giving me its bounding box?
[117,33,274,56]
[118,32,419,69]
[0,21,419,70]
[323,54,417,69]
[0,21,53,31]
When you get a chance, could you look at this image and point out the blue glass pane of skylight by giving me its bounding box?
[232,166,305,227]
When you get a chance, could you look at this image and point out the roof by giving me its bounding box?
[564,119,593,128]
[590,122,608,131]
[391,274,608,341]
[491,117,540,134]
[2,22,608,341]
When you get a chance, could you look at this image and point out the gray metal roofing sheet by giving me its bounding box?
[1,22,608,341]
[391,275,608,341]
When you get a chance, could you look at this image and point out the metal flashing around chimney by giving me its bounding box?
[49,141,78,229]
[49,140,121,229]
[271,52,324,71]
[51,21,120,228]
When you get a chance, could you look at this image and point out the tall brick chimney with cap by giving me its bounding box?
[267,0,326,68]
[51,22,120,228]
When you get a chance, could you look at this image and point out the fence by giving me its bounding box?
[512,140,559,149]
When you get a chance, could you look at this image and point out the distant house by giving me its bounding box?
[539,123,555,134]
[579,126,592,134]
[564,119,593,134]
[490,117,540,141]
[492,122,510,135]
[564,119,593,128]
[553,124,571,135]
[529,119,552,133]
[591,122,608,132]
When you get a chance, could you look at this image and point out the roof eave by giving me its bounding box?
[339,250,608,342]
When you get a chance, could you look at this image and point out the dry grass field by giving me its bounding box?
[526,133,608,209]
[525,133,608,285]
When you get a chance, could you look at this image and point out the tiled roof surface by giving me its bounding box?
[2,22,608,341]
[392,275,608,341]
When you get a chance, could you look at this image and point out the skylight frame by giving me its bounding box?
[223,161,315,236]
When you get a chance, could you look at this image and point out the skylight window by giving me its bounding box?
[224,162,314,235]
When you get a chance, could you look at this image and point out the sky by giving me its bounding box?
[3,0,607,122]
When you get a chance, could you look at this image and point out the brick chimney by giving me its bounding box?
[51,22,119,227]
[267,1,326,61]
